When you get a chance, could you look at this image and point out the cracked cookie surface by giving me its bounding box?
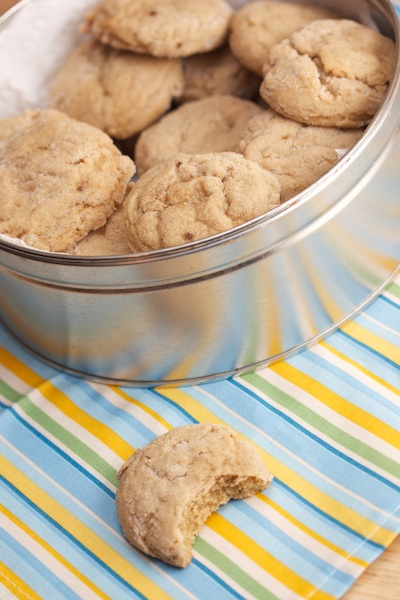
[229,0,338,76]
[50,39,184,139]
[260,19,396,128]
[0,109,135,252]
[116,423,273,567]
[124,152,281,251]
[73,185,135,256]
[237,109,364,201]
[82,0,233,57]
[134,94,263,175]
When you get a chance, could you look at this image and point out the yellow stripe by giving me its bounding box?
[208,513,335,600]
[258,495,367,568]
[158,387,395,546]
[1,348,132,459]
[111,386,172,434]
[321,340,400,397]
[342,321,400,365]
[0,561,42,600]
[2,504,109,600]
[1,456,172,600]
[271,361,400,450]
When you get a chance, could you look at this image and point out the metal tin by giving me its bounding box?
[0,0,399,387]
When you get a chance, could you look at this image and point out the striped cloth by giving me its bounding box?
[1,3,400,598]
[1,277,399,600]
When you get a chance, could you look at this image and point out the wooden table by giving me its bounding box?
[0,1,399,598]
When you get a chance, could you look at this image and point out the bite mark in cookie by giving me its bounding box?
[116,423,273,567]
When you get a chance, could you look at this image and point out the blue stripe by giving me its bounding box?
[274,479,385,551]
[51,379,157,450]
[355,313,400,348]
[4,406,115,497]
[1,411,118,525]
[0,453,248,600]
[287,350,400,431]
[0,475,147,599]
[327,331,400,386]
[231,379,400,493]
[191,558,247,600]
[0,530,83,600]
[340,330,400,369]
[266,482,379,563]
[122,386,199,427]
[223,501,354,594]
[152,389,199,423]
[0,444,196,599]
[1,482,148,600]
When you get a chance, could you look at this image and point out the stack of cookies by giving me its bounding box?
[0,0,396,255]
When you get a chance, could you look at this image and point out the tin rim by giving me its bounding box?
[0,0,399,267]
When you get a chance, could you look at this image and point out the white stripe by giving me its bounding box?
[10,400,116,491]
[361,311,400,340]
[0,363,33,396]
[89,383,168,437]
[0,434,199,600]
[0,580,28,600]
[192,548,259,600]
[26,387,124,470]
[245,496,364,579]
[250,366,400,474]
[310,343,400,406]
[200,526,304,600]
[2,513,102,600]
[197,384,400,524]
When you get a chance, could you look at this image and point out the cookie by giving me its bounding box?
[181,44,261,103]
[229,1,338,76]
[134,94,263,175]
[116,423,273,567]
[124,152,281,252]
[237,109,364,201]
[0,109,135,252]
[82,0,233,58]
[260,19,396,128]
[50,39,185,139]
[72,186,135,256]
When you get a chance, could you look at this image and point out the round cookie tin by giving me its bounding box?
[0,0,399,387]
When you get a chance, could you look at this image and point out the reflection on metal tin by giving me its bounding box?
[0,0,399,386]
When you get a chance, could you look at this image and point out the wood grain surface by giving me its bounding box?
[0,1,399,599]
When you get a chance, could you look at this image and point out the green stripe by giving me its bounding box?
[17,396,118,487]
[243,372,400,480]
[0,379,23,403]
[386,280,400,300]
[194,537,280,600]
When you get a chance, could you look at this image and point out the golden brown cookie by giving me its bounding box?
[49,39,184,140]
[229,1,338,76]
[260,19,396,128]
[82,0,233,58]
[116,423,273,567]
[0,109,135,252]
[237,109,364,201]
[72,186,136,256]
[181,44,261,103]
[124,152,281,252]
[134,94,263,175]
